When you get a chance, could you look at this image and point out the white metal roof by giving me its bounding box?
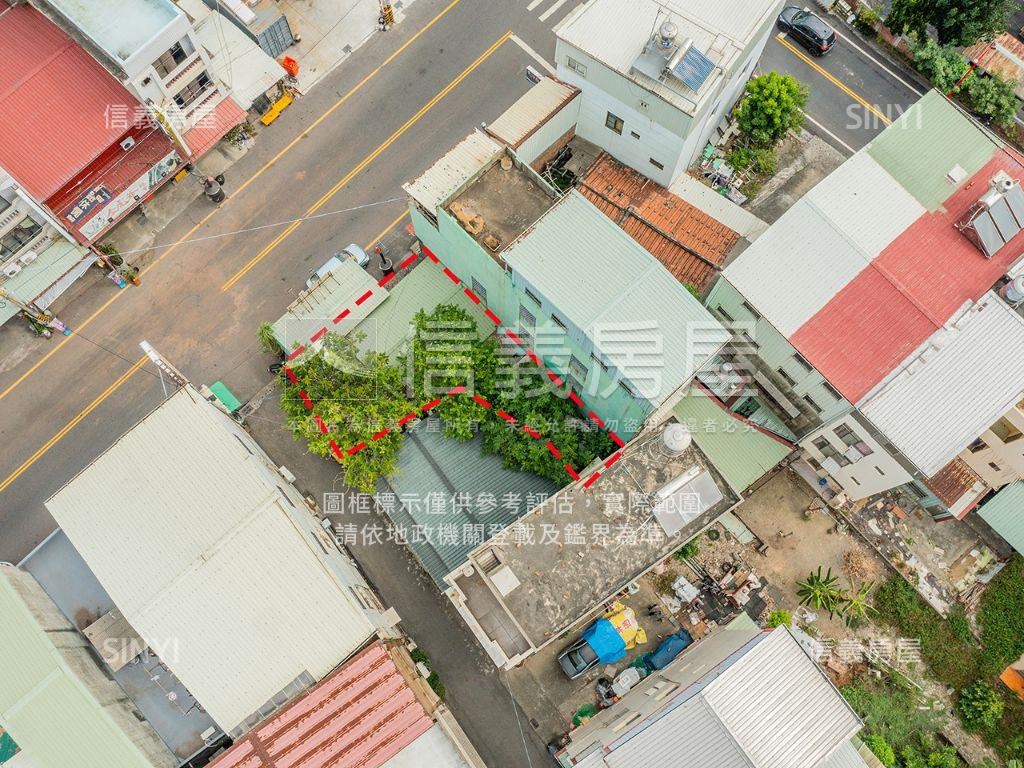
[504,191,729,407]
[859,292,1024,476]
[486,77,578,149]
[603,628,860,768]
[46,387,376,734]
[555,0,780,116]
[724,152,923,336]
[403,131,503,212]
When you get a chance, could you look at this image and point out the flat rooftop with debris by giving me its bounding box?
[445,154,558,260]
[450,419,739,651]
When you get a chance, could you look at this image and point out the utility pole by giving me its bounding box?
[0,288,71,336]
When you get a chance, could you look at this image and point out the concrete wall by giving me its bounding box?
[517,92,581,167]
[799,413,912,500]
[705,278,851,435]
[960,403,1024,489]
[555,43,689,187]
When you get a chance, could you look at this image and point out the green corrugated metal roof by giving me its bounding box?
[503,191,728,407]
[978,481,1024,555]
[672,393,792,494]
[0,239,91,325]
[0,572,162,768]
[382,419,556,584]
[352,260,490,357]
[867,90,997,211]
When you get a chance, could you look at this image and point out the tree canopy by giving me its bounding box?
[888,0,1016,46]
[734,71,809,148]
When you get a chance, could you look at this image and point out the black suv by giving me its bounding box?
[778,6,837,56]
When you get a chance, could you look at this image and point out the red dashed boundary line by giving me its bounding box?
[419,245,626,490]
[280,247,581,483]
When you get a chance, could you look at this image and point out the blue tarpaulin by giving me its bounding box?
[581,618,627,663]
[647,629,694,670]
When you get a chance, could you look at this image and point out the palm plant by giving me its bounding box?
[257,322,281,356]
[797,566,843,617]
[840,580,876,628]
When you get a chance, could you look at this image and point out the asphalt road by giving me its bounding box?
[0,2,936,764]
[763,19,927,154]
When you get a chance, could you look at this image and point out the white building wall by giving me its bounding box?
[799,415,912,500]
[960,402,1024,489]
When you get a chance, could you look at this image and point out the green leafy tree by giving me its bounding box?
[257,321,281,355]
[674,539,700,561]
[734,71,809,148]
[766,609,791,628]
[889,0,1016,45]
[864,734,896,768]
[840,580,876,628]
[967,74,1019,128]
[281,332,409,492]
[958,680,1005,731]
[797,566,843,617]
[912,39,973,94]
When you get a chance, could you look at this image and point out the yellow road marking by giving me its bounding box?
[366,209,411,251]
[0,356,146,495]
[775,34,892,126]
[221,31,513,292]
[0,0,467,406]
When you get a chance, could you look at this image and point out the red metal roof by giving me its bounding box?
[183,96,247,159]
[0,2,141,201]
[791,152,1024,403]
[209,643,435,768]
[579,153,739,290]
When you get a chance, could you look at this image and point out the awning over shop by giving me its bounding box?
[183,97,247,159]
[0,238,93,325]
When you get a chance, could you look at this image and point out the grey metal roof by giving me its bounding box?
[860,293,1024,475]
[503,191,728,407]
[596,627,861,768]
[380,419,557,585]
[486,77,578,149]
[403,131,503,212]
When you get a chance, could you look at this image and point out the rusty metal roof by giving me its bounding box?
[208,642,436,768]
[578,153,739,290]
[0,2,141,201]
[921,458,984,510]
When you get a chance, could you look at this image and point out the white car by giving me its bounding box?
[306,244,370,289]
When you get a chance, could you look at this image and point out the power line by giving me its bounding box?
[113,196,407,257]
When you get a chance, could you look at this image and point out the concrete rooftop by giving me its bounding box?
[445,156,557,260]
[457,419,739,649]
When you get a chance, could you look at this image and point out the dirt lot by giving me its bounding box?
[704,470,888,640]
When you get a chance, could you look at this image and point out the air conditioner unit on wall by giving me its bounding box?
[18,250,36,265]
[120,136,136,152]
[3,262,22,277]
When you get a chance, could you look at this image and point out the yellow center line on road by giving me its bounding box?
[220,30,514,292]
[0,356,146,496]
[0,30,510,499]
[0,0,468,406]
[775,34,892,127]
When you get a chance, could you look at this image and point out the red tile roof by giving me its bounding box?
[922,458,984,511]
[183,96,247,160]
[209,643,435,768]
[0,3,142,201]
[791,152,1024,403]
[579,153,739,290]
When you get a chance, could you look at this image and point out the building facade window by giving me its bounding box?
[471,277,487,303]
[518,304,536,344]
[619,380,634,397]
[793,353,813,372]
[776,367,796,386]
[715,305,734,323]
[590,351,608,371]
[630,130,640,139]
[812,437,849,466]
[524,287,541,305]
[566,56,587,76]
[173,70,213,109]
[803,394,822,414]
[833,423,872,456]
[0,215,42,259]
[649,158,664,170]
[823,381,842,401]
[991,417,1022,443]
[569,355,587,382]
[550,313,566,329]
[605,112,624,134]
[968,438,987,453]
[153,38,194,77]
[741,301,761,320]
